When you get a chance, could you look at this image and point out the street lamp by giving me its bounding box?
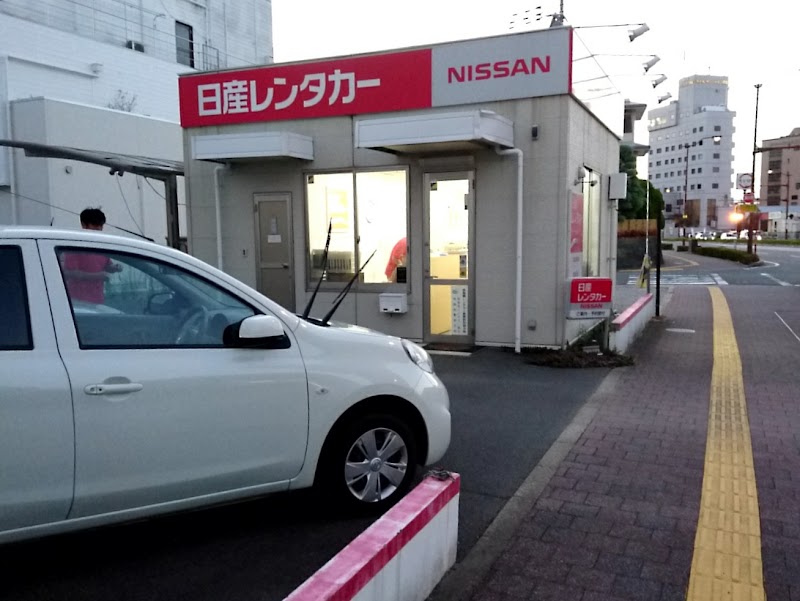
[681,135,722,244]
[651,74,667,88]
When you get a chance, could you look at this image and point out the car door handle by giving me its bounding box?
[85,383,144,396]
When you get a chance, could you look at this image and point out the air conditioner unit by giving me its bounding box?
[125,40,145,52]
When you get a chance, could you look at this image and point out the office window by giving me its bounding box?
[670,171,675,177]
[697,184,702,189]
[665,203,673,212]
[656,148,662,154]
[712,183,719,189]
[691,169,696,174]
[713,167,720,173]
[678,170,683,176]
[671,159,675,164]
[713,153,720,159]
[306,170,408,286]
[697,168,703,173]
[175,21,195,67]
[714,125,721,132]
[699,126,704,132]
[656,161,662,166]
[656,173,661,179]
[693,127,697,133]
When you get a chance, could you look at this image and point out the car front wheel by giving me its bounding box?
[322,414,418,512]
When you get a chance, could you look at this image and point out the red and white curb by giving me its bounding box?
[285,473,460,601]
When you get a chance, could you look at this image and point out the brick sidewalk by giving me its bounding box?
[468,287,719,601]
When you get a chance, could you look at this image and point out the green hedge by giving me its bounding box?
[692,245,760,265]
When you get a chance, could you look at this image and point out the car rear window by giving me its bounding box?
[0,246,33,350]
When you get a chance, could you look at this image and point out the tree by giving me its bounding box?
[618,146,664,227]
[107,90,138,112]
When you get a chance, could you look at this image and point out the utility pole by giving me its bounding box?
[749,83,762,254]
[785,163,792,240]
[682,143,690,243]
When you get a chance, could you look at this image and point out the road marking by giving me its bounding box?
[687,288,765,601]
[626,274,719,286]
[710,273,728,285]
[760,272,792,286]
[775,312,800,344]
[791,255,800,260]
[665,328,696,334]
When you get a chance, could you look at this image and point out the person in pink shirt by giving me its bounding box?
[61,208,121,304]
[384,237,407,283]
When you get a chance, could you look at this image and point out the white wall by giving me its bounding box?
[9,98,183,244]
[183,94,622,348]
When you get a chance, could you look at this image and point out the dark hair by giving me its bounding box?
[80,208,106,227]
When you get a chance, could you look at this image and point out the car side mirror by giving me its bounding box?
[223,315,290,349]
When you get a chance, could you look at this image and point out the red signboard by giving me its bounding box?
[179,49,432,127]
[568,277,613,319]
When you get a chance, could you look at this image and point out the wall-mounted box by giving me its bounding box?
[379,293,408,314]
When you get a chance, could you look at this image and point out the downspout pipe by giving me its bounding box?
[495,146,524,354]
[213,165,225,270]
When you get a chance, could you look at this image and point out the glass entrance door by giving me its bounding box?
[424,172,474,344]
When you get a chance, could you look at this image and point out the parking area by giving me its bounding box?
[1,347,608,601]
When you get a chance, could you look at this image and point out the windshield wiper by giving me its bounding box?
[321,250,376,325]
[301,220,332,320]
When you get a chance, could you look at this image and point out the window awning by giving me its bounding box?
[355,110,514,154]
[191,131,314,161]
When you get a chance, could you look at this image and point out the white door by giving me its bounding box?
[0,241,74,531]
[423,172,475,344]
[39,240,309,518]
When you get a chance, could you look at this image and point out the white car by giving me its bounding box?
[0,227,451,543]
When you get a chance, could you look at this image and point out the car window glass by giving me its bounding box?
[0,246,33,350]
[56,247,257,349]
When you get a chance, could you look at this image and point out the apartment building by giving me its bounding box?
[646,75,735,235]
[0,0,272,243]
[759,128,800,239]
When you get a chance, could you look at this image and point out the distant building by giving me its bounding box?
[0,0,273,241]
[646,75,735,235]
[759,128,800,239]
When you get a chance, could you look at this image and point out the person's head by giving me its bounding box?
[80,208,106,231]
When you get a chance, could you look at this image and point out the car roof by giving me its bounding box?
[1,225,149,244]
[0,225,202,269]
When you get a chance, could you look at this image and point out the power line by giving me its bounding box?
[115,174,144,235]
[1,189,154,241]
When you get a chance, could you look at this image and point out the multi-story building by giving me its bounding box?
[646,75,735,236]
[759,128,800,239]
[0,0,273,241]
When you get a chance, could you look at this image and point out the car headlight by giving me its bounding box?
[402,339,434,373]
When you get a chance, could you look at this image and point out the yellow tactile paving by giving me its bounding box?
[686,287,765,601]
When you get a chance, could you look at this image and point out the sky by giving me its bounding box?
[271,0,800,195]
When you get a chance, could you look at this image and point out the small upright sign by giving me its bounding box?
[567,277,613,319]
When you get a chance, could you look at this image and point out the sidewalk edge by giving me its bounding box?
[428,367,627,601]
